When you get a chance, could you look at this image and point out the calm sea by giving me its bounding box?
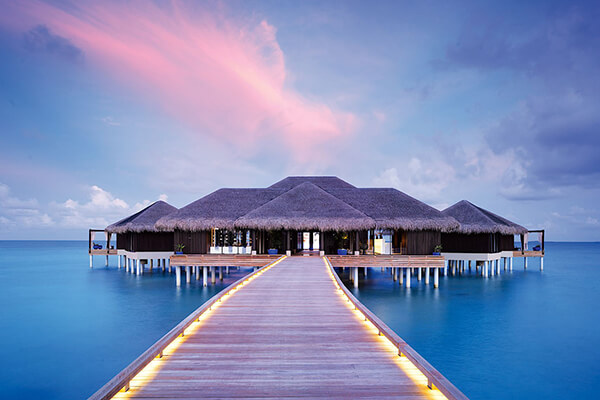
[0,241,252,399]
[0,241,598,399]
[339,241,600,399]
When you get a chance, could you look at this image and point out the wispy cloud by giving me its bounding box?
[2,0,356,162]
[22,24,84,63]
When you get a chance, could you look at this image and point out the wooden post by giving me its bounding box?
[393,267,398,281]
[364,267,367,277]
[136,259,141,275]
[417,267,422,281]
[105,255,109,266]
[434,267,439,288]
[150,259,154,273]
[226,266,229,274]
[118,255,121,269]
[89,255,93,268]
[406,268,411,288]
[540,257,544,271]
[483,261,488,278]
[219,266,223,281]
[510,257,513,271]
[196,266,200,280]
[186,266,191,283]
[468,260,472,271]
[524,257,528,269]
[353,267,358,288]
[399,267,404,285]
[211,267,216,284]
[175,266,181,287]
[203,267,208,287]
[425,267,430,285]
[490,260,495,276]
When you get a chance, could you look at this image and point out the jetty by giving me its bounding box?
[90,256,466,399]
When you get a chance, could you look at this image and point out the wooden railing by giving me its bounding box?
[324,257,468,400]
[327,254,445,268]
[169,254,281,267]
[88,255,285,400]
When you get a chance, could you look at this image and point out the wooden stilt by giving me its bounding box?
[186,266,191,283]
[106,255,109,266]
[406,268,411,288]
[219,266,223,281]
[417,267,422,281]
[211,267,216,284]
[136,259,141,275]
[393,267,398,281]
[510,257,513,271]
[353,267,358,288]
[118,255,121,269]
[89,255,93,268]
[399,267,404,285]
[203,267,208,287]
[425,267,430,285]
[175,266,181,287]
[434,267,439,288]
[524,257,528,269]
[540,257,544,271]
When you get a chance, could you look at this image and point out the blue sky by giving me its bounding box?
[0,0,599,240]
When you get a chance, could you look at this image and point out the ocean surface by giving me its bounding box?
[339,242,600,399]
[0,241,598,399]
[0,241,253,399]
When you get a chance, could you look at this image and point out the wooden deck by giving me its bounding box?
[513,250,544,258]
[93,256,464,399]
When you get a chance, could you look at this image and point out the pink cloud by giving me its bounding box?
[3,1,356,161]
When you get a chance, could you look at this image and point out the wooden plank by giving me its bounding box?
[93,256,463,399]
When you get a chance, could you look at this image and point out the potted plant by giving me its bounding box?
[175,243,185,254]
[268,248,279,255]
[268,230,281,255]
[433,244,442,255]
[335,231,348,255]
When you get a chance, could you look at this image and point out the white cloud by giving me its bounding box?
[0,183,53,228]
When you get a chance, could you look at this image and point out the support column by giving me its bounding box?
[434,267,439,288]
[393,267,398,281]
[406,268,411,288]
[540,257,544,271]
[89,255,93,268]
[353,267,358,288]
[150,259,154,273]
[211,267,216,284]
[196,266,200,280]
[364,267,367,277]
[136,259,141,275]
[186,266,191,283]
[425,267,430,285]
[417,267,422,281]
[483,261,488,278]
[399,268,404,285]
[226,266,229,274]
[490,260,495,276]
[524,257,528,269]
[175,266,181,287]
[510,257,513,271]
[468,260,472,271]
[219,266,223,281]
[106,255,109,266]
[118,255,121,269]
[203,267,208,287]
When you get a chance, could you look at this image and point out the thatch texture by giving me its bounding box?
[106,201,177,233]
[442,200,527,235]
[269,176,355,190]
[326,188,460,232]
[235,182,375,231]
[155,189,283,231]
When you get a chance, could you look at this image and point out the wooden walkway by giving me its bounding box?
[98,256,462,399]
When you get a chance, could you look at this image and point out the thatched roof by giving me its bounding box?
[442,200,527,235]
[106,201,177,233]
[326,188,460,232]
[155,189,283,231]
[269,176,355,190]
[235,182,375,231]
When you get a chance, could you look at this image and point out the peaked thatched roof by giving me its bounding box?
[442,200,527,235]
[155,189,283,231]
[106,201,177,233]
[326,188,460,232]
[269,176,355,190]
[235,182,375,231]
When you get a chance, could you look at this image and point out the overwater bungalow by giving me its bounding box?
[154,176,459,256]
[104,200,177,273]
[441,200,543,275]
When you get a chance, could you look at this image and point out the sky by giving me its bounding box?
[0,0,599,240]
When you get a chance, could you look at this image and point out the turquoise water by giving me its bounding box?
[0,241,251,399]
[338,242,600,399]
[0,241,598,399]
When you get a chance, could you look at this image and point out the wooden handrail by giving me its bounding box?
[88,255,286,400]
[324,257,468,400]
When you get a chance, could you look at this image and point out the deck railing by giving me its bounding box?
[88,255,285,400]
[324,257,468,400]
